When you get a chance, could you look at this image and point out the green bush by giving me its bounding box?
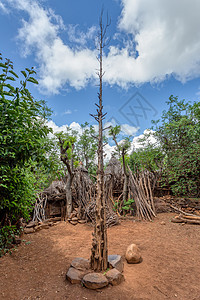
[0,54,58,254]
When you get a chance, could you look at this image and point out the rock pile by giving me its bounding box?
[67,208,87,225]
[66,258,90,284]
[23,217,61,234]
[66,255,125,290]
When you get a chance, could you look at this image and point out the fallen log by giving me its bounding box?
[170,205,200,217]
[171,216,200,225]
[179,214,200,221]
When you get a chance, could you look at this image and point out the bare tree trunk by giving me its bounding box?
[66,146,74,219]
[59,137,75,220]
[90,11,110,272]
[65,175,73,219]
[122,150,129,205]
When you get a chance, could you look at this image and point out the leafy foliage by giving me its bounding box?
[0,225,20,257]
[108,125,131,159]
[75,122,98,176]
[0,54,56,251]
[152,96,200,196]
[129,146,164,174]
[122,198,135,212]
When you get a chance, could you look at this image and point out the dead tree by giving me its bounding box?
[90,10,110,272]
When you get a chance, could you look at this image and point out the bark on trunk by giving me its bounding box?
[66,175,73,219]
[122,150,129,205]
[90,11,109,272]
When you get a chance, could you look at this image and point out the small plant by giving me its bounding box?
[122,199,135,213]
[0,225,21,257]
[103,268,110,275]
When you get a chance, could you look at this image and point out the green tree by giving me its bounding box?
[76,122,98,176]
[56,128,78,218]
[152,95,200,196]
[0,54,54,251]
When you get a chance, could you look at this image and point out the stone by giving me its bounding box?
[82,273,108,290]
[47,222,54,226]
[40,224,49,229]
[69,212,77,219]
[34,225,42,231]
[105,268,124,286]
[24,227,35,234]
[26,221,36,228]
[69,220,78,226]
[160,221,166,225]
[71,217,78,221]
[66,267,84,284]
[78,219,87,224]
[125,244,142,264]
[71,257,90,271]
[43,219,50,223]
[108,255,124,273]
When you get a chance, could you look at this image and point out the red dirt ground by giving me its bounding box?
[0,213,200,300]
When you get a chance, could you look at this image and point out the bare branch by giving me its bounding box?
[102,125,111,131]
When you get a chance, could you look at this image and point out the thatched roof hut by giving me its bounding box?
[104,156,124,200]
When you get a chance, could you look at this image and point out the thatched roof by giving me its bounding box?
[43,180,65,196]
[104,156,124,190]
[105,156,123,176]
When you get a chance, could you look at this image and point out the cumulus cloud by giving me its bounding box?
[67,24,97,46]
[121,124,139,136]
[131,129,157,150]
[2,0,97,93]
[106,0,200,86]
[2,0,200,93]
[47,120,82,135]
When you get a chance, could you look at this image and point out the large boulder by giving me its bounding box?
[105,268,124,286]
[125,244,142,264]
[71,257,90,271]
[82,273,108,289]
[108,255,124,272]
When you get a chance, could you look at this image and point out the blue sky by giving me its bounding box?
[1,0,200,142]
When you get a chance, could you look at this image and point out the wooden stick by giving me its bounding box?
[180,214,200,220]
[171,217,200,225]
[170,205,200,217]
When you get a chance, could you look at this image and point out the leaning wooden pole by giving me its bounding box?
[90,11,110,272]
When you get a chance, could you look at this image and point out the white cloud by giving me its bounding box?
[0,1,8,13]
[131,129,157,150]
[3,0,200,93]
[63,109,72,115]
[103,143,116,162]
[107,0,200,86]
[47,120,68,134]
[47,120,82,135]
[3,0,97,93]
[121,124,139,136]
[67,24,97,46]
